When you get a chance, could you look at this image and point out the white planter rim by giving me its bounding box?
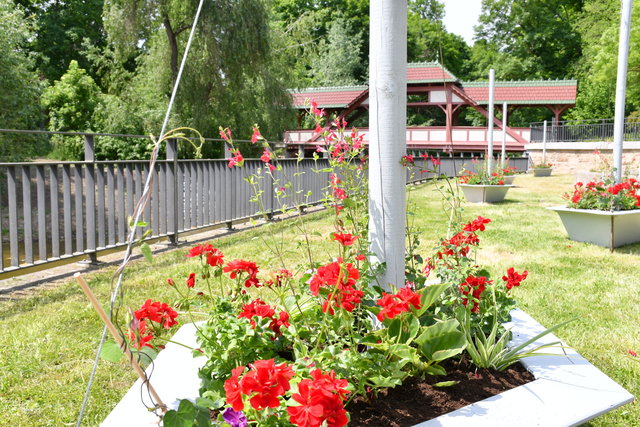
[458,184,514,188]
[548,206,640,216]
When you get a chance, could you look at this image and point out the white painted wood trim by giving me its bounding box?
[416,309,634,427]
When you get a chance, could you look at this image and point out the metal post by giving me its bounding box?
[487,69,495,176]
[542,120,548,164]
[501,102,507,168]
[84,135,98,263]
[613,0,633,182]
[166,138,179,245]
[368,0,407,290]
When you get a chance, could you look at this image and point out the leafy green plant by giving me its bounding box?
[564,175,640,211]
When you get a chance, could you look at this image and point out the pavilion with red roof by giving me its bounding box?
[284,62,577,156]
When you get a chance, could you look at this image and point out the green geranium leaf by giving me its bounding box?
[100,340,123,363]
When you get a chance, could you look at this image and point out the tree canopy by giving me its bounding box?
[1,0,638,159]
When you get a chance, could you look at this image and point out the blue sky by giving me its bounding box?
[441,0,483,45]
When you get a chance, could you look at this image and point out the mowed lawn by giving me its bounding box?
[1,173,638,426]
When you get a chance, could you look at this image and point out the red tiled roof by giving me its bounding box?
[461,81,577,104]
[289,86,367,109]
[407,62,457,83]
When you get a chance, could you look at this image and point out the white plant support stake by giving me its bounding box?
[501,102,507,168]
[613,0,633,183]
[487,69,495,175]
[368,0,407,290]
[542,120,548,164]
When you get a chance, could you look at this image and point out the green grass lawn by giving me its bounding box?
[1,173,639,426]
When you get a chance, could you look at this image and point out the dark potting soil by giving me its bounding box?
[346,360,535,426]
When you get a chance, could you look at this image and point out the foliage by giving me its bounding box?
[41,60,103,160]
[458,169,505,185]
[471,0,583,80]
[564,177,640,211]
[15,0,106,83]
[532,162,553,169]
[0,0,47,161]
[311,17,364,86]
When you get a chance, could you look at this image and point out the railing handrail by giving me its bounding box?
[0,128,284,145]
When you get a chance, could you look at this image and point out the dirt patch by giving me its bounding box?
[347,359,534,426]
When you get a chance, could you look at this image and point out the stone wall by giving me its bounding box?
[525,142,640,175]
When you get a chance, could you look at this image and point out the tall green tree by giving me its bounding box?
[0,0,46,161]
[568,0,640,118]
[102,0,294,157]
[15,0,106,83]
[470,0,584,80]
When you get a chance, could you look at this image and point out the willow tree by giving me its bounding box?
[103,0,294,157]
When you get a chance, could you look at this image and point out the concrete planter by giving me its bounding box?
[533,167,553,177]
[502,175,516,185]
[549,206,640,249]
[459,184,513,203]
[103,311,633,426]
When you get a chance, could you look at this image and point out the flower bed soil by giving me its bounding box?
[346,360,534,426]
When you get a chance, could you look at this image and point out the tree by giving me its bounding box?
[311,17,364,86]
[41,60,102,159]
[470,0,584,80]
[102,0,294,158]
[0,0,46,161]
[15,0,106,83]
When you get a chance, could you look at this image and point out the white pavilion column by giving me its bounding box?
[487,69,495,175]
[613,0,633,182]
[368,0,407,290]
[501,102,507,167]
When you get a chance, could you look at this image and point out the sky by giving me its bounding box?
[441,0,483,45]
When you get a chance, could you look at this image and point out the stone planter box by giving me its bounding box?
[549,206,640,249]
[502,175,516,185]
[459,184,513,203]
[533,167,553,177]
[102,311,633,426]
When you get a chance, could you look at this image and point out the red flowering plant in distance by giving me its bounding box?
[120,99,563,427]
[563,176,640,211]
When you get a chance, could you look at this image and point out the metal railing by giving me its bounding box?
[530,118,640,143]
[0,130,528,276]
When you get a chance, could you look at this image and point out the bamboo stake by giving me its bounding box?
[74,273,166,412]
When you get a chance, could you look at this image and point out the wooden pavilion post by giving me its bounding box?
[501,102,508,167]
[487,69,495,175]
[368,0,407,290]
[613,0,633,182]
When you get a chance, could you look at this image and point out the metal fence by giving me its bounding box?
[0,130,528,276]
[530,118,640,143]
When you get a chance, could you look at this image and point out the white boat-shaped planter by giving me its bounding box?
[102,310,633,426]
[533,167,553,177]
[502,175,516,185]
[459,184,513,203]
[549,206,640,250]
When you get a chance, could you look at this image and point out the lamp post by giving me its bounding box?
[613,0,633,182]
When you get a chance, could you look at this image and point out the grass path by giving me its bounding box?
[1,173,638,426]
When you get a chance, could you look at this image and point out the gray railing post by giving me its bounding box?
[84,134,98,263]
[166,138,179,245]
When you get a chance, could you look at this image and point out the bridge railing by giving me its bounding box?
[0,129,528,277]
[530,118,640,143]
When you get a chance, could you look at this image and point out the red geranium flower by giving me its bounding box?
[224,259,260,288]
[287,369,350,427]
[309,260,362,314]
[502,267,528,290]
[225,360,294,411]
[251,127,262,144]
[186,272,196,288]
[127,319,154,350]
[238,299,290,336]
[134,299,179,329]
[331,232,359,246]
[463,216,491,232]
[460,275,491,313]
[260,148,271,163]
